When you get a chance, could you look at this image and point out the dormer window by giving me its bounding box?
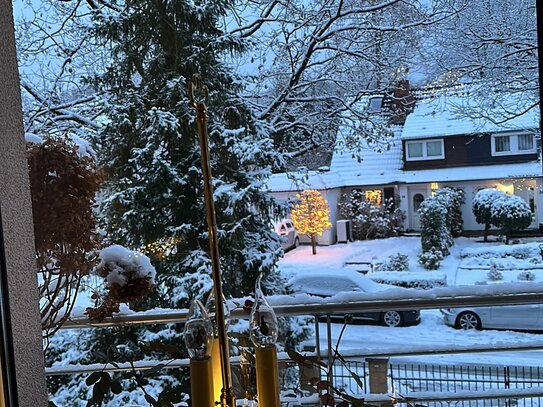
[368,96,383,113]
[491,132,536,156]
[406,139,445,161]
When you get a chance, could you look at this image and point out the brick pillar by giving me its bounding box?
[368,358,389,394]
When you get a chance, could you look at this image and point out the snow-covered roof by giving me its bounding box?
[266,92,541,193]
[402,95,540,140]
[330,126,404,187]
[266,170,344,193]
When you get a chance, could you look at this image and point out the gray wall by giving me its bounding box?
[0,0,48,405]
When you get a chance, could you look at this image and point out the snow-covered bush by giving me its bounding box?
[418,248,443,270]
[370,272,447,289]
[487,265,503,281]
[517,271,536,281]
[419,196,452,256]
[376,253,409,271]
[491,194,532,242]
[338,191,405,240]
[473,189,532,242]
[473,188,505,241]
[460,243,540,259]
[434,187,465,237]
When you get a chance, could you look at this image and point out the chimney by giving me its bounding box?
[391,79,415,125]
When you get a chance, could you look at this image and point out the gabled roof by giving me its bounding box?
[402,94,540,140]
[266,92,541,194]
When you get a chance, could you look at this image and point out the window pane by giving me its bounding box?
[365,190,382,205]
[518,134,533,150]
[495,136,510,152]
[407,142,423,158]
[368,97,383,113]
[426,141,443,156]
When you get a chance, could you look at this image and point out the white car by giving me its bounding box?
[290,271,420,327]
[275,219,299,251]
[441,305,543,331]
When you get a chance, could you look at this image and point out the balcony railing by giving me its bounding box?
[48,284,543,406]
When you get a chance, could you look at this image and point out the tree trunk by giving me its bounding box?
[484,224,490,242]
[311,235,317,255]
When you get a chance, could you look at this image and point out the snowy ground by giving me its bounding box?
[278,236,543,368]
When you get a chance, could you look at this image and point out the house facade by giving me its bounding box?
[267,91,542,245]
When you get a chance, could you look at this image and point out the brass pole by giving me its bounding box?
[188,76,236,407]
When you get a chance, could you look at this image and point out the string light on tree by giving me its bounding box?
[290,189,332,255]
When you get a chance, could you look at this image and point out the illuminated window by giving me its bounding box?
[365,190,382,205]
[491,133,536,156]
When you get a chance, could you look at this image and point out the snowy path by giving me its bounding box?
[312,310,543,367]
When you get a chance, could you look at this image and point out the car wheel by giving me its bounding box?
[382,310,403,327]
[294,237,300,248]
[455,312,481,330]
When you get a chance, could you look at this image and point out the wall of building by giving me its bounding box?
[405,179,540,232]
[0,1,49,404]
[403,134,538,171]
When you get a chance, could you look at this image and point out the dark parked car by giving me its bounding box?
[290,271,420,327]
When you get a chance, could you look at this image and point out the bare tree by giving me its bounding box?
[421,0,538,122]
[226,0,460,159]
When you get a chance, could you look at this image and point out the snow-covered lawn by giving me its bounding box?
[279,236,543,287]
[279,236,543,367]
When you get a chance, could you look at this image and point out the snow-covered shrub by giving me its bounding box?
[491,194,532,242]
[86,245,157,321]
[473,188,533,243]
[338,191,405,240]
[434,187,465,237]
[460,243,540,259]
[487,264,503,281]
[419,196,451,256]
[370,272,447,289]
[418,248,443,270]
[376,253,409,271]
[517,271,536,281]
[473,188,505,241]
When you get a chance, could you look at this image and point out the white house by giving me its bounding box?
[267,91,542,245]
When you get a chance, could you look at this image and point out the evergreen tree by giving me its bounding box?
[91,0,286,305]
[48,1,310,405]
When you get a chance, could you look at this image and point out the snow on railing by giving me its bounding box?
[62,281,543,329]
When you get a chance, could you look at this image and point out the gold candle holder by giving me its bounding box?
[250,274,280,407]
[184,300,215,407]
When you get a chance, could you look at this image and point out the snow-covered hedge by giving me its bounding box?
[473,188,533,242]
[370,272,447,290]
[338,191,405,240]
[433,186,465,237]
[491,194,532,239]
[460,242,541,259]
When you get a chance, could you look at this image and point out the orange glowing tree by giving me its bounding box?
[291,190,332,255]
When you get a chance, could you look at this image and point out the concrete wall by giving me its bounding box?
[0,1,49,405]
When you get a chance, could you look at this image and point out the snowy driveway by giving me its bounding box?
[314,310,543,366]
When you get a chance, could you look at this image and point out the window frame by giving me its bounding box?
[405,139,445,161]
[491,132,537,156]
